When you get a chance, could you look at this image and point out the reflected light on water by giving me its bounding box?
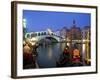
[60,43,66,52]
[48,46,52,59]
[82,44,86,59]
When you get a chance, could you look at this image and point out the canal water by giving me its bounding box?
[37,43,66,68]
[37,42,90,68]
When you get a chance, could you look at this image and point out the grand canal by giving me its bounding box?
[37,42,90,68]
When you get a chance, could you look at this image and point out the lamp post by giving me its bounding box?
[23,19,27,40]
[86,31,90,65]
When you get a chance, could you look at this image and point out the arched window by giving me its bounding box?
[38,33,40,36]
[31,33,36,37]
[41,32,44,35]
[27,34,30,38]
[35,33,37,36]
[51,33,53,35]
[44,32,46,35]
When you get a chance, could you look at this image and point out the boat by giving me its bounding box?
[56,54,71,67]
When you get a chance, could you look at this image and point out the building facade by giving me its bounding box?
[67,20,82,40]
[60,27,67,39]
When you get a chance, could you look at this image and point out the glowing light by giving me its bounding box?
[67,43,70,46]
[23,19,27,28]
[30,37,38,46]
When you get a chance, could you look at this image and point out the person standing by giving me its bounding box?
[57,46,71,67]
[23,43,36,69]
[71,48,83,66]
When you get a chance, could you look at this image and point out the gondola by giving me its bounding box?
[56,54,83,67]
[56,54,72,67]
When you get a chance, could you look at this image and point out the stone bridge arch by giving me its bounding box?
[25,30,62,42]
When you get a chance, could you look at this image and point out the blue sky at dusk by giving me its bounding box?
[23,10,91,32]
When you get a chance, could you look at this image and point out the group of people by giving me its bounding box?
[23,38,83,68]
[23,39,39,69]
[57,45,83,67]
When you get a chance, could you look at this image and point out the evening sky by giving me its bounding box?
[23,10,90,32]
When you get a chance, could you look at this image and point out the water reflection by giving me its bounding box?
[47,45,52,59]
[37,42,90,68]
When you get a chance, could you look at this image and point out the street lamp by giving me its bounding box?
[23,19,27,28]
[86,31,90,65]
[23,19,27,40]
